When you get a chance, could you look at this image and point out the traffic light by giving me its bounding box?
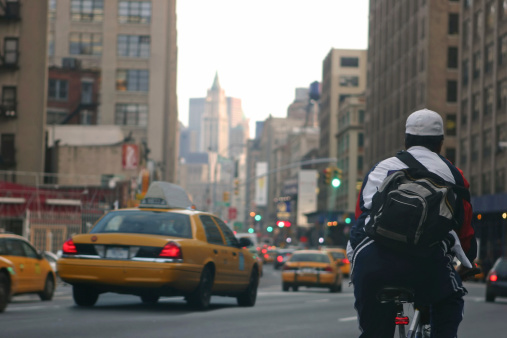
[223,191,230,202]
[254,214,262,221]
[248,228,255,234]
[331,167,342,188]
[324,167,332,184]
[345,217,351,224]
[266,226,273,232]
[234,179,240,195]
[277,221,285,228]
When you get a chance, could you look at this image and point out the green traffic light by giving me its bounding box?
[331,178,341,188]
[254,215,262,221]
[345,217,351,224]
[248,228,254,233]
[266,226,273,232]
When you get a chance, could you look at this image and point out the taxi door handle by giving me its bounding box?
[213,249,218,254]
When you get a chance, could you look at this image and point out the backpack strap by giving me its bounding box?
[396,150,470,203]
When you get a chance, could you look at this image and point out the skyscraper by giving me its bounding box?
[201,73,229,154]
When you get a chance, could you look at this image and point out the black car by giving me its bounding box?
[274,249,295,269]
[485,257,507,302]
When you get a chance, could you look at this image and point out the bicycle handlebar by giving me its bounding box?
[459,267,481,280]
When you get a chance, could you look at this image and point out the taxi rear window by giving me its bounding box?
[91,211,192,238]
[290,253,330,263]
[329,251,345,260]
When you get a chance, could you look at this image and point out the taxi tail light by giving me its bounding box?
[159,242,182,259]
[277,256,284,263]
[343,258,350,264]
[395,316,409,325]
[323,266,333,272]
[62,238,77,254]
[489,273,498,282]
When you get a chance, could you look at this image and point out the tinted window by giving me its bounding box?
[91,211,192,238]
[213,217,239,247]
[21,241,39,259]
[199,215,224,245]
[493,258,507,275]
[329,251,345,260]
[0,239,6,255]
[5,239,25,257]
[290,253,330,263]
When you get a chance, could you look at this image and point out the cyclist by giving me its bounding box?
[347,109,477,337]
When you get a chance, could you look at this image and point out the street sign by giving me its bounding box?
[228,207,237,220]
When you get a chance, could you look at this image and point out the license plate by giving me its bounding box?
[106,247,129,259]
[299,268,316,274]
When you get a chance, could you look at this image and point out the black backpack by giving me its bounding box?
[364,151,470,257]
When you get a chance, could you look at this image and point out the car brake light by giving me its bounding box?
[159,242,182,259]
[343,258,350,264]
[489,273,498,282]
[264,254,269,259]
[324,266,333,272]
[262,249,267,254]
[62,239,77,254]
[277,256,283,263]
[395,316,409,325]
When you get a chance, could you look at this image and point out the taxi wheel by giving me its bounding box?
[39,274,55,301]
[282,283,290,292]
[140,295,160,304]
[0,272,9,313]
[187,266,213,310]
[237,268,258,307]
[73,285,99,307]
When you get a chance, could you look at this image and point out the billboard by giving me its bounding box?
[254,162,268,206]
[297,170,317,227]
[122,144,139,170]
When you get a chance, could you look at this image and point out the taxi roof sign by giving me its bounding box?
[139,181,193,209]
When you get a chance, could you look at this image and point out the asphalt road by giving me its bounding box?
[2,265,505,338]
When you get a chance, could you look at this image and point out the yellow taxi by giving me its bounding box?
[57,182,260,310]
[0,233,56,304]
[0,256,17,312]
[282,250,343,292]
[323,247,350,276]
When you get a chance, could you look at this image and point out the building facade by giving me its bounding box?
[0,0,48,182]
[48,0,178,182]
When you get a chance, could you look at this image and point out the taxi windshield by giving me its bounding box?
[290,253,330,263]
[91,211,192,238]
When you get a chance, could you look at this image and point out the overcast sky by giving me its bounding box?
[176,0,369,134]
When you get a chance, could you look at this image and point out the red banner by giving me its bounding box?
[228,207,237,220]
[122,144,139,170]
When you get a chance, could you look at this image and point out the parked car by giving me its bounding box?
[274,248,295,269]
[42,251,59,275]
[282,250,343,293]
[58,182,260,309]
[0,234,56,303]
[485,257,507,302]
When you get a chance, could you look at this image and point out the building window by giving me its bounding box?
[502,0,507,21]
[70,0,104,22]
[484,86,493,116]
[358,110,364,123]
[446,148,456,164]
[483,129,492,158]
[447,47,458,68]
[462,19,470,48]
[474,11,483,40]
[0,134,15,166]
[357,155,363,171]
[499,35,507,65]
[461,99,468,126]
[48,79,68,101]
[498,79,507,110]
[69,33,102,55]
[1,86,16,117]
[460,138,468,164]
[339,75,359,87]
[482,172,491,195]
[118,1,152,24]
[116,69,149,92]
[3,38,18,65]
[473,51,481,79]
[447,80,457,102]
[340,57,359,67]
[446,114,457,136]
[115,103,148,126]
[472,93,480,121]
[464,0,472,9]
[471,134,479,161]
[358,133,364,147]
[448,13,459,35]
[48,32,54,57]
[49,0,56,21]
[485,44,494,73]
[495,168,505,193]
[117,35,151,58]
[487,2,496,30]
[462,59,469,85]
[47,111,68,125]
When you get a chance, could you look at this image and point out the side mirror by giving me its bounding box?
[238,238,252,248]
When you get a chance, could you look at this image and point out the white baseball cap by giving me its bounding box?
[405,109,444,136]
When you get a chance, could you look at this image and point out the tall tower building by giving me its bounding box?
[317,49,367,211]
[365,0,459,168]
[201,73,229,154]
[48,0,178,182]
[0,0,48,182]
[188,97,205,152]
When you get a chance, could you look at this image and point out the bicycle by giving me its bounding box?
[377,267,481,338]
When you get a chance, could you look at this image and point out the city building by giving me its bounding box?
[48,0,178,182]
[317,49,367,213]
[47,64,100,125]
[201,73,229,154]
[0,0,48,182]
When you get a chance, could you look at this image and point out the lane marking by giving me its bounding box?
[338,316,357,322]
[306,299,330,303]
